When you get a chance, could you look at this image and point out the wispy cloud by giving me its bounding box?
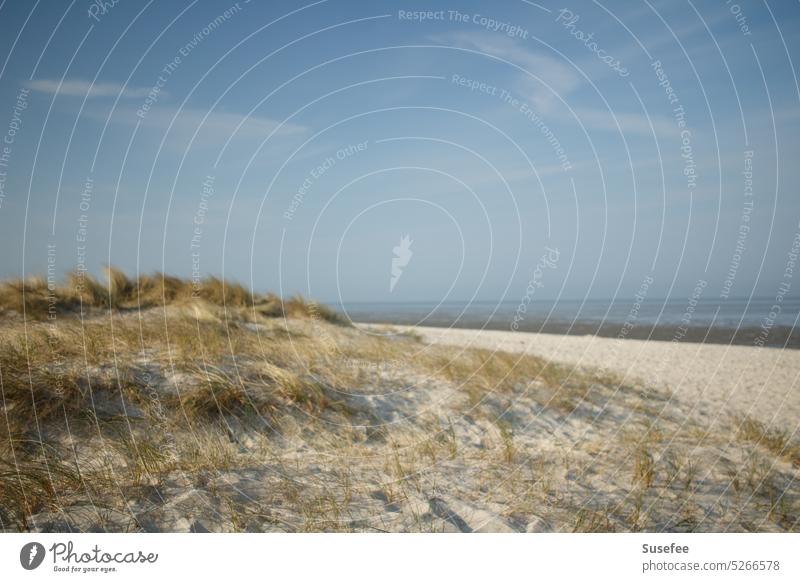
[32,78,308,141]
[27,79,153,99]
[438,32,678,137]
[82,104,309,153]
[572,107,679,136]
[131,107,308,139]
[437,31,580,111]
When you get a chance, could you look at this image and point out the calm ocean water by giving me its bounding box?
[336,297,800,348]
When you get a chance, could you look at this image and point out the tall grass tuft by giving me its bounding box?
[0,268,343,323]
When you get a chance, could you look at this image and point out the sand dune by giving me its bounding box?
[3,300,798,532]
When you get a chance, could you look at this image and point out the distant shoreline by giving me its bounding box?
[348,315,800,349]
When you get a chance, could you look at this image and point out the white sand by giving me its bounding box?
[367,325,800,432]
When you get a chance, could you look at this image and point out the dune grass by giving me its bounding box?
[0,267,342,324]
[0,272,797,532]
[736,416,800,466]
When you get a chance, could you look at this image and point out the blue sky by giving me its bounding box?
[0,0,798,305]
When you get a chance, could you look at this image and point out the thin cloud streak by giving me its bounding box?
[27,78,154,99]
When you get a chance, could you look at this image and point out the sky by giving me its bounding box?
[0,0,799,306]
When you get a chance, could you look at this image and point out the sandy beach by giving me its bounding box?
[374,325,800,432]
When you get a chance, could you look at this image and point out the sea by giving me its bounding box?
[335,297,800,348]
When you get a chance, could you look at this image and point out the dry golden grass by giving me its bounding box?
[0,267,342,323]
[1,273,797,532]
[736,416,800,465]
[0,271,354,530]
[0,454,85,530]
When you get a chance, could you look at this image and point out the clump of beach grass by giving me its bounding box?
[736,416,800,465]
[0,267,343,323]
